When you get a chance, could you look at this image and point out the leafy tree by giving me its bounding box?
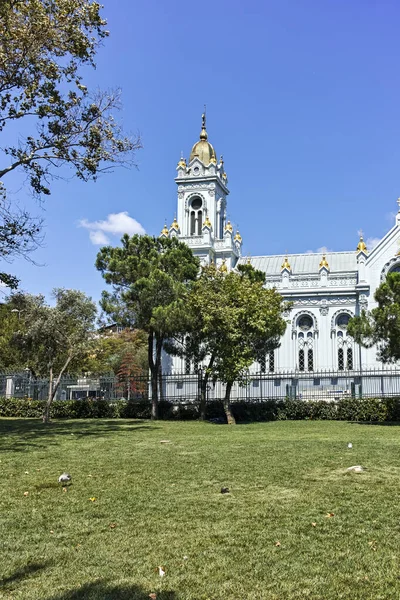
[348,272,400,363]
[167,265,290,424]
[0,0,141,287]
[0,295,28,370]
[12,288,97,422]
[83,328,148,376]
[96,234,199,419]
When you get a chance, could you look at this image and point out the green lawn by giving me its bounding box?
[1,419,400,600]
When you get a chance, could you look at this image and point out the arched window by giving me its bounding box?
[294,313,316,372]
[299,349,305,371]
[189,197,203,235]
[333,313,354,370]
[269,350,275,373]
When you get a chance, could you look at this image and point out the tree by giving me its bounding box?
[82,328,148,376]
[0,294,28,370]
[12,288,97,422]
[166,265,290,424]
[348,272,400,363]
[0,0,141,287]
[96,234,199,419]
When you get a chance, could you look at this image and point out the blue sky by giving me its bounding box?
[3,0,400,303]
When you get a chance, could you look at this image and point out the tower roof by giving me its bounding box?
[189,113,217,166]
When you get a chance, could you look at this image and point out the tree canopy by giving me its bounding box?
[166,264,290,423]
[348,272,400,363]
[96,234,200,418]
[11,288,97,421]
[0,0,141,287]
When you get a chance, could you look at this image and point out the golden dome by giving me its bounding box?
[170,217,179,231]
[203,215,212,228]
[281,256,291,271]
[160,223,169,237]
[234,230,242,243]
[319,254,329,269]
[189,113,217,166]
[356,235,368,253]
[225,220,233,233]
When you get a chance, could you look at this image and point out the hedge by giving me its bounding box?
[1,396,400,422]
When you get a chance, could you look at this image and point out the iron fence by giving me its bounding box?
[2,368,400,403]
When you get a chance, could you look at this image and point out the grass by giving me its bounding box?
[1,418,400,600]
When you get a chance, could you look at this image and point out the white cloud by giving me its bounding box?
[316,246,330,254]
[366,237,380,251]
[89,230,110,245]
[79,211,146,245]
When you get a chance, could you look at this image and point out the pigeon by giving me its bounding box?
[221,487,230,494]
[346,465,365,473]
[347,442,353,449]
[58,473,72,485]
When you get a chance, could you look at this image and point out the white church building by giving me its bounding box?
[161,115,400,375]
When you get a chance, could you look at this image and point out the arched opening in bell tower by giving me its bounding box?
[189,197,203,235]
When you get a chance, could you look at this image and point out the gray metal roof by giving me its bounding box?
[239,251,358,275]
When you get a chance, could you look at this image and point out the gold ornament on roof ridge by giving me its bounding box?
[319,254,329,269]
[160,223,169,237]
[356,234,368,253]
[170,217,179,231]
[281,255,291,271]
[234,230,242,242]
[177,155,187,169]
[203,215,212,228]
[219,258,228,273]
[225,220,233,233]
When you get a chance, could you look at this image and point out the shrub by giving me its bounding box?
[1,395,400,422]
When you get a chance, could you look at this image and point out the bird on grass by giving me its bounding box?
[347,442,353,449]
[221,487,230,494]
[58,473,72,485]
[346,465,365,473]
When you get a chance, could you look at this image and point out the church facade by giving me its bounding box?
[161,115,400,374]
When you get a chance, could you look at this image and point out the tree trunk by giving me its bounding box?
[148,331,158,419]
[223,380,236,424]
[158,362,164,402]
[199,355,215,421]
[42,354,72,423]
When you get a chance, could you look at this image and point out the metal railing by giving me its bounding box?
[2,368,400,403]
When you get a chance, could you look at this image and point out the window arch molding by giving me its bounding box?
[380,257,400,282]
[185,193,207,213]
[330,309,354,335]
[291,310,318,335]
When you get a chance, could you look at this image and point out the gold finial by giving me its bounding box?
[224,220,233,233]
[234,230,242,243]
[177,154,186,169]
[356,233,368,253]
[219,258,228,273]
[203,215,212,228]
[170,216,179,231]
[160,223,169,237]
[281,255,291,271]
[222,172,227,180]
[246,255,251,264]
[319,254,329,269]
[200,111,208,141]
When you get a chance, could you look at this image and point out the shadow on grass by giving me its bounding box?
[349,421,400,426]
[0,419,159,452]
[45,580,178,600]
[1,560,51,587]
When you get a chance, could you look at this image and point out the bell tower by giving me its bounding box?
[164,113,242,268]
